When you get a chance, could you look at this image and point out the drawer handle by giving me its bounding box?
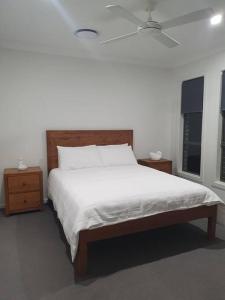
[24,200,27,204]
[22,182,27,187]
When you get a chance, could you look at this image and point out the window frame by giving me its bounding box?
[177,75,205,183]
[212,70,225,190]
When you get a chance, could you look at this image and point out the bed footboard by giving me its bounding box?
[74,205,218,279]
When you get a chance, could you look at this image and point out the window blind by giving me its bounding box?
[221,71,225,111]
[181,77,204,114]
[220,72,225,181]
[221,112,225,181]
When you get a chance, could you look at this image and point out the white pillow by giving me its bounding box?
[98,144,137,166]
[57,145,103,170]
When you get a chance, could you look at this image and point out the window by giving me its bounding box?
[221,112,225,181]
[183,112,202,175]
[181,77,204,176]
[220,71,225,181]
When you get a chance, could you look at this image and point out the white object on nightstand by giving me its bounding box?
[149,151,162,160]
[17,158,28,170]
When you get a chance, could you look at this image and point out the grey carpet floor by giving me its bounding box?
[1,206,225,300]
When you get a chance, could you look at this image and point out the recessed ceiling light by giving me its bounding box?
[74,29,99,39]
[210,14,223,26]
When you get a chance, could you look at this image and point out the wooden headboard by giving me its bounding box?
[46,130,133,172]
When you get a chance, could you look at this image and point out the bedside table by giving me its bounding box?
[138,159,172,174]
[4,167,43,216]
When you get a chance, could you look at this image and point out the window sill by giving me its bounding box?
[212,181,225,191]
[176,170,203,183]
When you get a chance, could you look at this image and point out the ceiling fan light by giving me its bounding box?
[210,14,223,26]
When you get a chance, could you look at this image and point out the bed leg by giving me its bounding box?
[207,215,217,241]
[74,238,88,279]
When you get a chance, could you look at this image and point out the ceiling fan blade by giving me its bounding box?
[106,5,143,26]
[101,32,138,45]
[152,31,180,48]
[160,8,214,30]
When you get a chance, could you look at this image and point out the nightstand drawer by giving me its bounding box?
[8,174,40,193]
[153,164,171,174]
[8,191,41,211]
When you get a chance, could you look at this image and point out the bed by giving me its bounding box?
[47,130,222,279]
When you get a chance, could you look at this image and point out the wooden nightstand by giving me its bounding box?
[4,167,43,216]
[138,159,172,174]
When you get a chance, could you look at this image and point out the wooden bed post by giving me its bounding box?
[74,234,88,279]
[207,216,217,240]
[207,206,217,241]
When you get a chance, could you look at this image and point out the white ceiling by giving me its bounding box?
[0,0,225,68]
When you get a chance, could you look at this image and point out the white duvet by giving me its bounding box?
[48,165,223,261]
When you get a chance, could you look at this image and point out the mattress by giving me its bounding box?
[48,165,223,261]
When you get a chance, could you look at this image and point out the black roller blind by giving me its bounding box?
[181,77,204,114]
[220,71,225,181]
[221,71,225,111]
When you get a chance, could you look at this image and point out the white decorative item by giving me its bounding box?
[149,151,162,161]
[17,158,28,170]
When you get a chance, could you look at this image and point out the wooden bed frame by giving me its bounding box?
[46,130,218,279]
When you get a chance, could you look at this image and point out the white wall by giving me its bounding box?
[173,50,225,225]
[0,48,174,206]
[1,47,225,225]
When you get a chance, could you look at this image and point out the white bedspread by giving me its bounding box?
[48,165,223,261]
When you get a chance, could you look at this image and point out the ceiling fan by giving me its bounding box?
[101,0,214,48]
